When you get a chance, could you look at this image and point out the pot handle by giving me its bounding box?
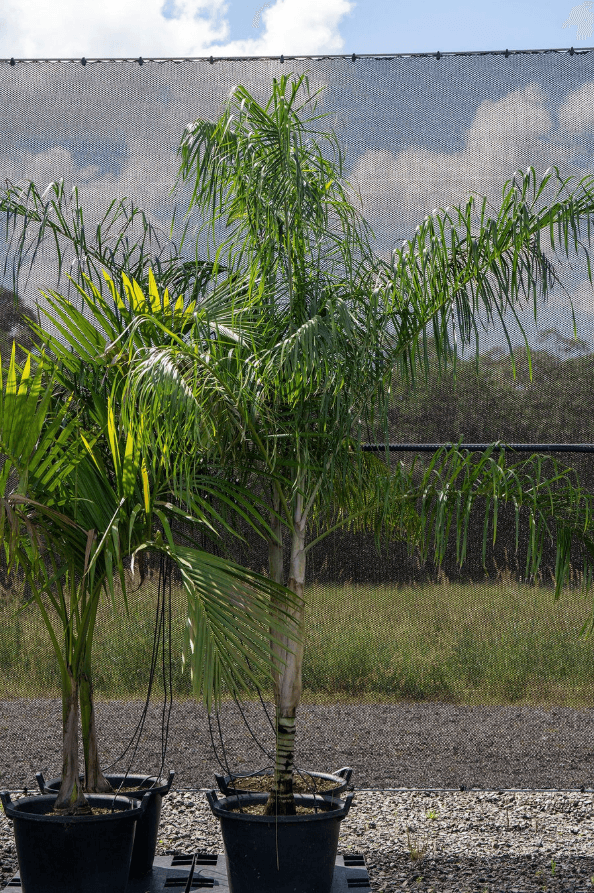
[214,773,229,795]
[335,767,353,784]
[164,770,175,793]
[205,789,219,811]
[342,792,355,817]
[35,771,46,792]
[138,791,152,814]
[0,791,12,817]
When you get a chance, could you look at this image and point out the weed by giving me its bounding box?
[426,808,439,820]
[406,827,428,861]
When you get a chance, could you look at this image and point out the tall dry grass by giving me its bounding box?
[1,573,593,705]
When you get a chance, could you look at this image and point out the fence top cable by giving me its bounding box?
[0,46,593,64]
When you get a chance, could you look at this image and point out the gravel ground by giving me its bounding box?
[3,699,594,891]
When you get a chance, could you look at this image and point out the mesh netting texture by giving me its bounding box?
[2,50,594,791]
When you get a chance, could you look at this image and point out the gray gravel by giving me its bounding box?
[3,699,594,891]
[3,698,594,790]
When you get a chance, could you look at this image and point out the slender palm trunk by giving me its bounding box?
[55,666,88,813]
[264,489,306,816]
[80,657,113,793]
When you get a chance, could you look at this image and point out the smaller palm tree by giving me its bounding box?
[0,273,304,814]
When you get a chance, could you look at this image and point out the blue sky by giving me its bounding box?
[227,0,591,57]
[0,0,591,59]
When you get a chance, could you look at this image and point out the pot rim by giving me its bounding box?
[220,767,348,783]
[36,769,175,796]
[206,789,354,823]
[0,792,147,823]
[215,766,353,796]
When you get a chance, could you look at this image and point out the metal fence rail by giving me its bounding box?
[362,443,594,453]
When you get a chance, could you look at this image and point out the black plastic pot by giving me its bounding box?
[215,766,353,800]
[35,769,175,878]
[0,790,149,893]
[206,788,354,893]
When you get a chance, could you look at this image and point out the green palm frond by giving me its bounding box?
[0,177,225,314]
[317,442,594,603]
[382,166,594,384]
[176,74,375,288]
[140,540,302,712]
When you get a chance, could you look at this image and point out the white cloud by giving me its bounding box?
[343,82,594,355]
[220,0,352,55]
[0,0,353,58]
[558,81,594,135]
[0,55,335,317]
[349,84,579,232]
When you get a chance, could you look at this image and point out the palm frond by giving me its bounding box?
[140,540,303,712]
[382,167,594,383]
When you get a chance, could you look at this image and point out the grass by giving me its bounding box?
[2,577,594,705]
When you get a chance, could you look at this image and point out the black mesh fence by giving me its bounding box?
[2,49,594,791]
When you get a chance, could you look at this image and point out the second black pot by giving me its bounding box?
[35,769,175,877]
[207,788,354,893]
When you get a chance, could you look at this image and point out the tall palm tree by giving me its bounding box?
[121,75,594,815]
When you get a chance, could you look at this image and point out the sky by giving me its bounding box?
[0,0,591,59]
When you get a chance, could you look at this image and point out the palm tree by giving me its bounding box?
[120,75,594,815]
[0,270,303,814]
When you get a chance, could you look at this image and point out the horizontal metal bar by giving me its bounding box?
[0,47,592,64]
[362,443,594,453]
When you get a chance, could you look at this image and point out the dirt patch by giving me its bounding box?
[3,698,594,791]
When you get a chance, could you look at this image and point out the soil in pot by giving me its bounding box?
[216,767,353,801]
[46,807,121,816]
[230,801,336,815]
[231,773,337,793]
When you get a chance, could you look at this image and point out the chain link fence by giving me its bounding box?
[2,49,594,790]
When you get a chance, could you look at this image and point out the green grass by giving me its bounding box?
[2,578,594,706]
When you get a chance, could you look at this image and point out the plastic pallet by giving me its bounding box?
[2,851,371,892]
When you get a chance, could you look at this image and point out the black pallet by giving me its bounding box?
[3,851,371,892]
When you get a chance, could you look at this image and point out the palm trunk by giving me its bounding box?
[55,666,88,813]
[264,489,306,816]
[80,657,113,793]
